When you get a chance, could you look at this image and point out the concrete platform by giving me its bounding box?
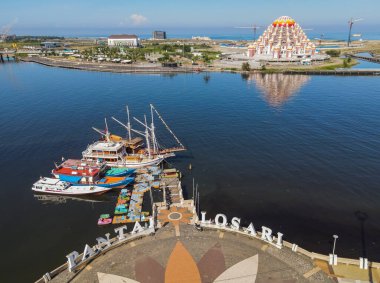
[50,223,333,283]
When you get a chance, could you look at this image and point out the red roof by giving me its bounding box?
[53,159,102,177]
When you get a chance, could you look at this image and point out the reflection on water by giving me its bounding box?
[246,73,310,107]
[34,193,114,204]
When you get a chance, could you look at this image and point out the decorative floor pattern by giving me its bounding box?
[157,206,194,228]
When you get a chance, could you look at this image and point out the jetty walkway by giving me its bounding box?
[284,69,380,76]
[347,53,380,63]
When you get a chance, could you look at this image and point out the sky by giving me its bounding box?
[1,0,379,36]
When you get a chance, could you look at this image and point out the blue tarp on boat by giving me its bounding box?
[59,175,82,183]
[105,168,136,177]
[97,177,135,188]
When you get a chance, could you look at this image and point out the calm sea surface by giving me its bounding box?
[1,62,380,282]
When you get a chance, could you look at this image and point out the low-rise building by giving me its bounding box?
[152,31,166,40]
[41,42,62,49]
[108,35,139,47]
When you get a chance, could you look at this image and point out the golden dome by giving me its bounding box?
[273,16,296,27]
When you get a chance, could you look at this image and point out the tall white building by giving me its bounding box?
[108,35,140,47]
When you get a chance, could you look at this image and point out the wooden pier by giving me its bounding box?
[0,51,15,62]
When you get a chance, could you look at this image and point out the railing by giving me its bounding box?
[34,227,155,283]
[200,222,380,269]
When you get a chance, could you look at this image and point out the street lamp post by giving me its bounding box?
[329,234,339,266]
[332,234,338,256]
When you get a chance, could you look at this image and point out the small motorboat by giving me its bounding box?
[98,214,112,225]
[114,204,128,215]
[105,167,135,177]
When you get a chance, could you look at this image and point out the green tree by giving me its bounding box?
[202,53,210,64]
[242,62,251,71]
[158,53,171,62]
[343,59,348,68]
[326,50,341,57]
[184,45,191,53]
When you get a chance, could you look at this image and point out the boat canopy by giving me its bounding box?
[59,175,82,183]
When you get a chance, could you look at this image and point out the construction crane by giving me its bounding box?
[234,24,262,42]
[347,18,363,47]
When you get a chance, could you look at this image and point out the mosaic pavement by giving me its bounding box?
[51,223,333,283]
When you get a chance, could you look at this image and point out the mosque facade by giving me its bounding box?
[248,16,316,60]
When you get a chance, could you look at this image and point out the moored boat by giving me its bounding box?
[98,214,112,225]
[95,176,134,188]
[32,177,112,196]
[52,159,134,188]
[83,104,185,169]
[105,167,135,177]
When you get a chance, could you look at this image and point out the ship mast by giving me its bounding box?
[144,115,151,159]
[111,116,145,137]
[104,118,110,142]
[92,118,111,142]
[126,105,132,142]
[150,104,157,154]
[150,104,185,151]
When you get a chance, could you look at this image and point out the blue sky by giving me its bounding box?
[1,0,379,35]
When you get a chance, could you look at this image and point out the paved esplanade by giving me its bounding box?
[51,223,333,283]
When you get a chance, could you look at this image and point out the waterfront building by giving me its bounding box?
[40,42,62,49]
[247,16,316,60]
[152,30,166,40]
[108,35,140,47]
[192,36,211,41]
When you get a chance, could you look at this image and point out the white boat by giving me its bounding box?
[82,104,184,168]
[31,177,112,195]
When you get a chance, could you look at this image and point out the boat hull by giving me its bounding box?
[105,156,166,168]
[57,175,135,189]
[32,185,112,196]
[96,177,134,188]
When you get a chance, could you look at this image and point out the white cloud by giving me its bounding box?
[130,14,148,26]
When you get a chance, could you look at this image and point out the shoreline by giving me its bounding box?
[19,57,200,74]
[19,56,380,76]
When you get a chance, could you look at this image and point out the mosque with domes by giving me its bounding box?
[247,16,317,60]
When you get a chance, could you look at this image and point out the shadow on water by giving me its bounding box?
[203,73,211,83]
[33,193,115,205]
[355,211,373,283]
